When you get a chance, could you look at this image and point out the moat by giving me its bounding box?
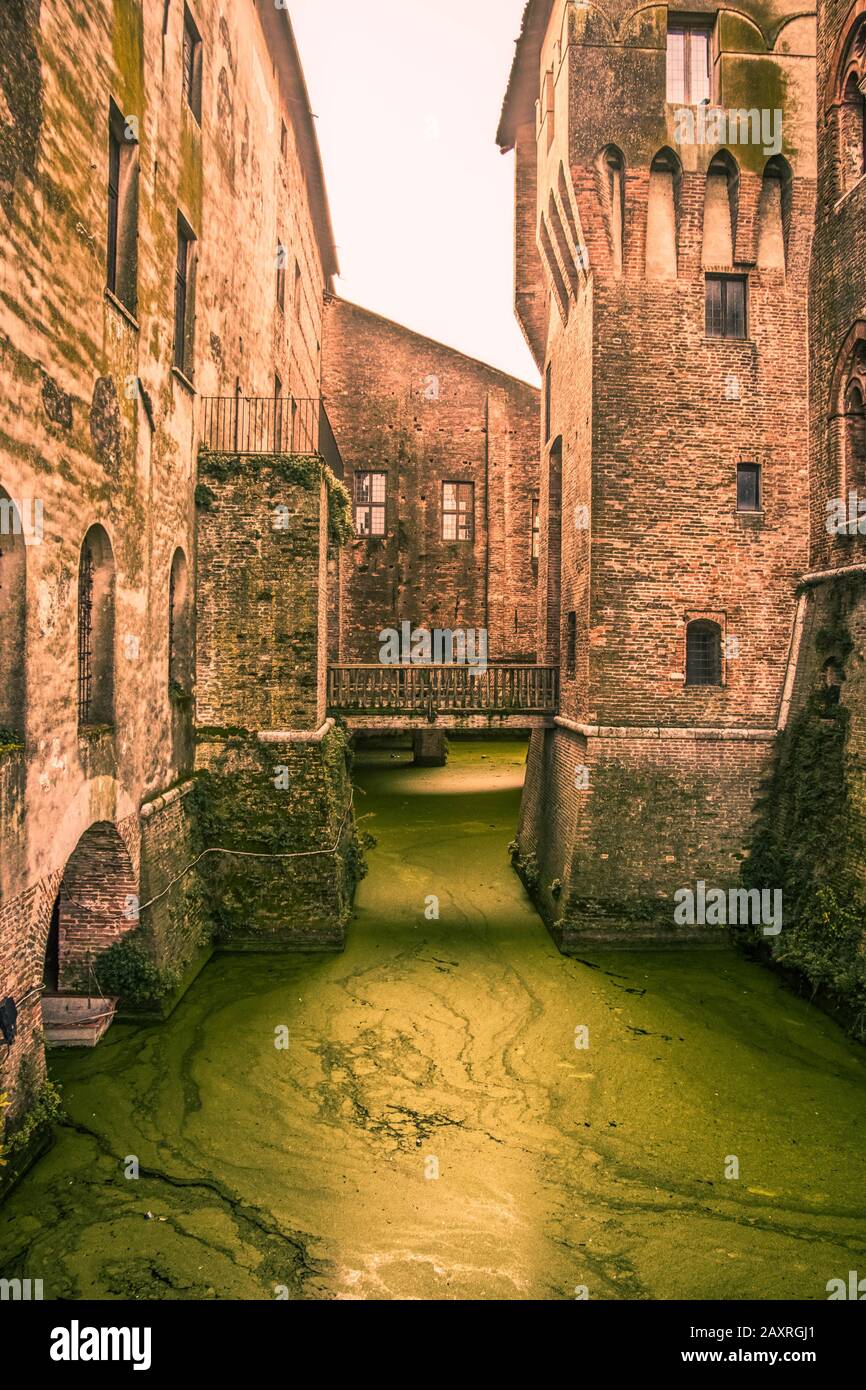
[1,741,864,1300]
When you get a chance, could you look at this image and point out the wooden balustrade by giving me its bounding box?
[327,664,559,715]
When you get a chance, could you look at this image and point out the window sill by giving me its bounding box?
[172,365,197,395]
[735,508,764,519]
[78,724,115,742]
[701,336,755,348]
[104,288,140,331]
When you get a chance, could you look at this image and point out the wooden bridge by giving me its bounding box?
[327,664,559,730]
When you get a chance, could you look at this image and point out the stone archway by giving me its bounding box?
[46,821,137,993]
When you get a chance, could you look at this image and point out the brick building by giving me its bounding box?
[499,1,818,944]
[323,296,539,665]
[0,0,355,1140]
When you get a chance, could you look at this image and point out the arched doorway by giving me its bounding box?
[42,822,137,1045]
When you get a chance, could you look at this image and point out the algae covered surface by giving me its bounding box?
[1,741,865,1300]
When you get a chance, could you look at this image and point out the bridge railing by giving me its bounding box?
[327,664,559,715]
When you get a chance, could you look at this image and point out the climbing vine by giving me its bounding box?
[197,451,354,547]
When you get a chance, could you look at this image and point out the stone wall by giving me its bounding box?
[0,0,339,1135]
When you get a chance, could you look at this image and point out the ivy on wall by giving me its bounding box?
[197,451,354,547]
[743,578,866,1038]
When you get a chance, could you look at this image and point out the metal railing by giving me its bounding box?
[327,664,559,716]
[200,396,343,478]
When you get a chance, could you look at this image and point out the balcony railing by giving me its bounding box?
[200,395,343,478]
[327,664,559,717]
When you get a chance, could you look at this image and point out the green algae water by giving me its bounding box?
[1,740,865,1300]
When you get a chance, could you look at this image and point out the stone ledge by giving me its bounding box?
[256,719,335,745]
[554,716,777,742]
[140,779,196,819]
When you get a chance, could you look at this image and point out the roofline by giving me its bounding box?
[325,294,541,394]
[260,4,340,288]
[496,0,554,151]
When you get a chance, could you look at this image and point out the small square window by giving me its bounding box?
[706,274,747,339]
[182,6,202,123]
[737,462,761,512]
[443,481,474,541]
[355,472,386,537]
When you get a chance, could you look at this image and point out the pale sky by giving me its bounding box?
[290,0,539,386]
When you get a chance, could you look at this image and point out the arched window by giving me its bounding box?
[829,18,866,196]
[685,620,722,687]
[757,156,792,270]
[845,363,866,493]
[0,486,26,737]
[702,151,738,267]
[168,547,193,695]
[77,525,115,728]
[646,148,680,280]
[841,69,866,194]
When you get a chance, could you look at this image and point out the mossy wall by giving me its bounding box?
[742,576,866,1037]
[518,724,774,948]
[192,726,361,950]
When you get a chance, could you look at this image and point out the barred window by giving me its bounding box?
[685,619,722,687]
[77,539,94,725]
[442,481,474,541]
[182,5,202,123]
[355,472,386,537]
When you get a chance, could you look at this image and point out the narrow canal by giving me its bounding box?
[1,741,865,1300]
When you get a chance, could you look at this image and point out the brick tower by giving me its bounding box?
[498,1,816,944]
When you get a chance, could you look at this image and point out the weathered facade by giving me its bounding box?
[499,1,818,944]
[0,0,354,1152]
[323,296,540,665]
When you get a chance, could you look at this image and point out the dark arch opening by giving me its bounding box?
[168,547,193,694]
[77,524,116,728]
[45,821,137,995]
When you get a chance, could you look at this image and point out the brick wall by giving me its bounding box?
[195,456,327,732]
[322,297,540,662]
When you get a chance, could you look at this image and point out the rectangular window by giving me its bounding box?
[174,213,196,377]
[182,5,202,123]
[293,260,302,318]
[442,481,474,541]
[544,363,552,441]
[531,495,540,561]
[106,101,139,313]
[737,462,761,512]
[705,274,747,339]
[280,119,288,158]
[566,611,577,678]
[666,20,711,105]
[276,242,287,312]
[355,472,386,537]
